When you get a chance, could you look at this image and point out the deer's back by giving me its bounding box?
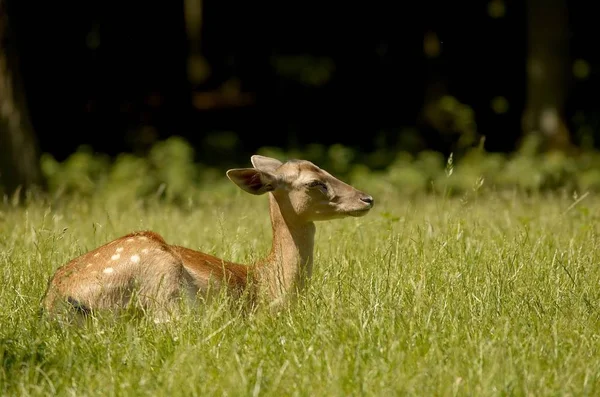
[172,245,252,299]
[42,230,254,315]
[42,231,185,314]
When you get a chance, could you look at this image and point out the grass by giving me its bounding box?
[1,176,600,396]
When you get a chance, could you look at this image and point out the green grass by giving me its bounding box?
[1,178,600,396]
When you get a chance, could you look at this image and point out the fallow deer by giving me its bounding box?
[41,155,374,320]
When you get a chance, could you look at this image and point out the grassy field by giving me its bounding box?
[1,174,600,396]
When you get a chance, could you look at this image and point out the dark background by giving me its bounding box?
[4,0,599,168]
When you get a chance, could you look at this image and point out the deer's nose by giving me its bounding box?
[360,195,374,206]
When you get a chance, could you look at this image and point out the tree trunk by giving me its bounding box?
[0,0,44,197]
[522,0,572,152]
[184,0,209,88]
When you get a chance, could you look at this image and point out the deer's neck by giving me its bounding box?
[255,193,315,304]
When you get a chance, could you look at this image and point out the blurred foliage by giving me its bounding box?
[271,55,335,86]
[423,95,479,151]
[26,134,600,206]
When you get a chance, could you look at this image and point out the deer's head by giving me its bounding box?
[227,155,374,222]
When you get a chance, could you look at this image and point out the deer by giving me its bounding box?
[41,155,374,321]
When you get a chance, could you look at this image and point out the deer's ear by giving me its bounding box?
[226,168,279,195]
[250,155,283,173]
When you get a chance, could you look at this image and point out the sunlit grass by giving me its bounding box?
[1,179,600,396]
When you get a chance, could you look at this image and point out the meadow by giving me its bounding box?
[2,139,600,396]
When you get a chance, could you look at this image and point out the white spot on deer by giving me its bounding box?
[103,267,114,274]
[86,263,94,268]
[130,254,140,263]
[93,253,100,257]
[127,238,134,243]
[116,247,123,253]
[142,248,149,254]
[139,236,148,241]
[111,253,120,261]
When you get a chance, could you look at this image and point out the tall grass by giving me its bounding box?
[2,171,600,396]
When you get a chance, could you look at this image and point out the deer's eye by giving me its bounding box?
[308,180,328,192]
